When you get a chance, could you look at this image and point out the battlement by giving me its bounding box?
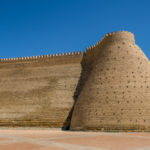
[87,31,135,51]
[83,31,136,65]
[0,31,135,65]
[0,51,83,63]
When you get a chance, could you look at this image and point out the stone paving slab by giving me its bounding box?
[0,128,149,150]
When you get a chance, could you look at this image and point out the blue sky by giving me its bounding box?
[0,0,150,59]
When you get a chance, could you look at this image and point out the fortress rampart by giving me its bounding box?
[83,31,135,65]
[0,51,83,128]
[0,51,83,64]
[71,31,150,131]
[0,31,150,131]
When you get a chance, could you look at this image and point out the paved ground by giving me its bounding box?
[0,128,150,150]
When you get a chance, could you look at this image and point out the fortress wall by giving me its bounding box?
[0,53,82,127]
[83,31,135,65]
[0,51,82,65]
[71,31,150,131]
[0,31,149,131]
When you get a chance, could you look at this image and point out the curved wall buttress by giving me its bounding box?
[70,31,150,131]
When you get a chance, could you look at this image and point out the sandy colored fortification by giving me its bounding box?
[71,31,150,131]
[0,31,150,131]
[0,54,82,128]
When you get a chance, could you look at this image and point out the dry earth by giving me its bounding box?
[0,128,149,150]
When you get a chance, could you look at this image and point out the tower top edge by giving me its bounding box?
[86,31,135,50]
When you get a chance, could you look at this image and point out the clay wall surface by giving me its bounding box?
[71,31,150,131]
[0,53,82,127]
[0,31,150,131]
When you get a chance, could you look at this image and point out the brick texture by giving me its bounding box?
[70,31,150,131]
[0,54,82,127]
[0,31,149,131]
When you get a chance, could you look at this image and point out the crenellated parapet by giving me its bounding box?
[86,31,135,50]
[0,31,135,65]
[83,31,135,65]
[0,51,83,63]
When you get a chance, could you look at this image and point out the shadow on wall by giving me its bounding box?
[62,53,89,130]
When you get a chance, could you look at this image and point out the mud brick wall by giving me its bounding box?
[71,31,150,131]
[0,53,82,127]
[0,31,150,131]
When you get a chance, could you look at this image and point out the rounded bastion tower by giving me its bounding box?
[70,31,150,131]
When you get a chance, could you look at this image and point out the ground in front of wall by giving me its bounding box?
[0,128,149,150]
